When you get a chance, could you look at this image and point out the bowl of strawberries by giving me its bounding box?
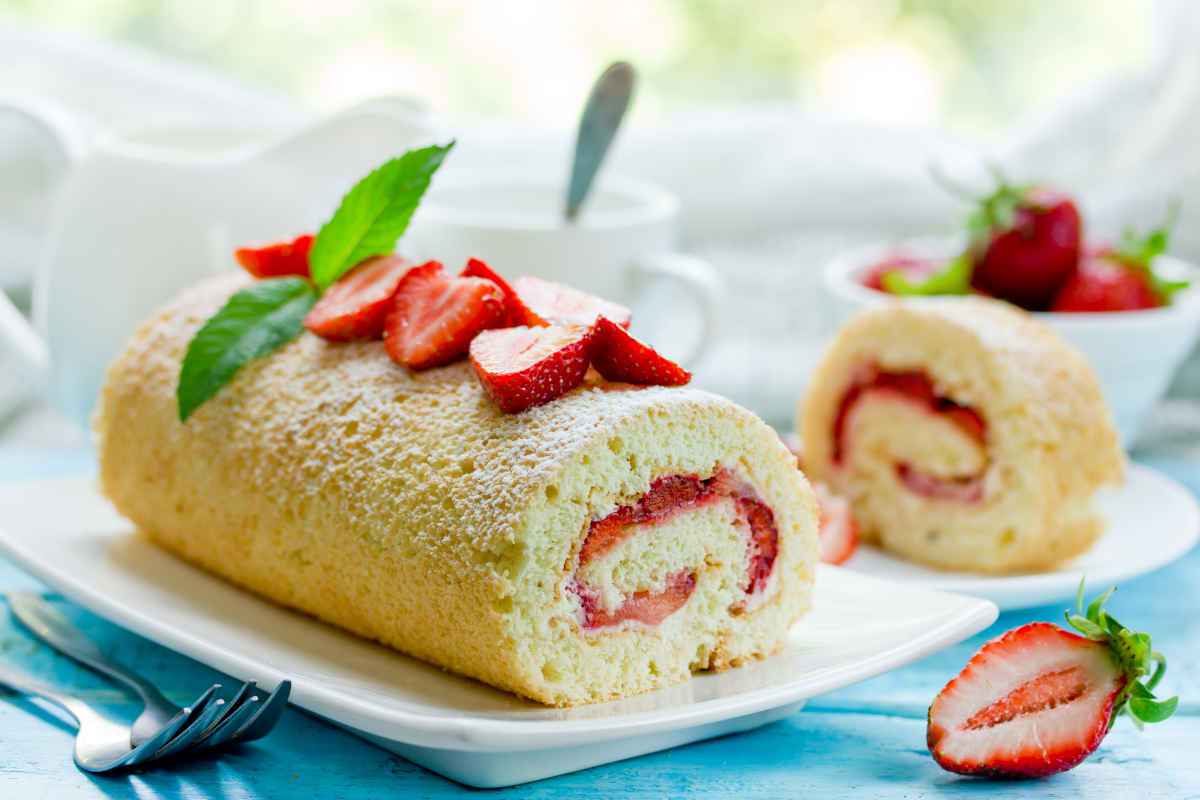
[824,177,1200,446]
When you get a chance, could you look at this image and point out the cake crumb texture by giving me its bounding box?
[97,273,818,705]
[799,297,1123,573]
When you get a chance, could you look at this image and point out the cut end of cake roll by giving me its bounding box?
[96,274,818,708]
[799,298,1123,574]
[502,389,819,705]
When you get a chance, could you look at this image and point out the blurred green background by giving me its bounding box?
[1,0,1151,137]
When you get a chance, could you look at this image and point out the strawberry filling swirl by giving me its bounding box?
[834,365,988,502]
[569,470,779,631]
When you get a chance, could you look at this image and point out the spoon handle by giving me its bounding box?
[565,61,636,222]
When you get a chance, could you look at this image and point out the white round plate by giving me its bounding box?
[841,462,1199,611]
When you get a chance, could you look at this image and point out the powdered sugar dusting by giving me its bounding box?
[105,273,741,571]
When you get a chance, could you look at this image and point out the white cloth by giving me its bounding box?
[3,3,1200,429]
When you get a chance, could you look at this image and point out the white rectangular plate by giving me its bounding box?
[0,477,997,787]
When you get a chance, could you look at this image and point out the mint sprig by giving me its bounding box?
[881,254,972,296]
[309,142,454,289]
[1065,579,1178,729]
[176,143,453,421]
[1114,201,1190,305]
[177,277,317,421]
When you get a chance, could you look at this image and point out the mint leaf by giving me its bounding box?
[881,254,972,296]
[177,277,317,421]
[309,142,454,289]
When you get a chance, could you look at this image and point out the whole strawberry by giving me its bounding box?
[1053,208,1190,312]
[966,180,1082,310]
[928,583,1177,779]
[1051,253,1159,312]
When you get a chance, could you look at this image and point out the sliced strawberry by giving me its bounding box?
[469,324,595,413]
[304,255,411,341]
[928,623,1124,778]
[1051,253,1160,312]
[576,569,697,629]
[235,234,313,279]
[590,317,691,386]
[580,475,710,565]
[860,255,943,293]
[812,482,858,565]
[384,262,507,370]
[896,463,984,503]
[928,584,1178,779]
[512,275,632,328]
[460,258,547,327]
[940,405,987,443]
[738,495,780,594]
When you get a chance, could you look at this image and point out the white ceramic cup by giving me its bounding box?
[823,238,1200,447]
[405,172,722,366]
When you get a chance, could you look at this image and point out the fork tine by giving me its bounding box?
[191,681,255,745]
[150,688,230,760]
[195,689,263,750]
[228,680,290,743]
[121,684,219,767]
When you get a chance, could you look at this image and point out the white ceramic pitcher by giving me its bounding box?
[0,95,435,426]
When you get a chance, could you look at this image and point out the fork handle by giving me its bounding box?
[0,659,90,729]
[6,593,177,716]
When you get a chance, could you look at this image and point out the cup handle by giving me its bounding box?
[0,93,89,163]
[0,95,80,419]
[0,291,49,421]
[628,252,723,367]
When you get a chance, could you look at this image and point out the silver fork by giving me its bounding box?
[0,660,220,772]
[7,593,290,752]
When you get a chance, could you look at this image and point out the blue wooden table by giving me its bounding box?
[0,447,1196,799]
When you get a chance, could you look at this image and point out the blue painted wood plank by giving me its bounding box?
[0,701,1196,798]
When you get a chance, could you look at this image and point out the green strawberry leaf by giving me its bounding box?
[1114,201,1191,305]
[1129,694,1178,724]
[1086,585,1116,621]
[309,142,454,289]
[881,253,972,296]
[1067,580,1178,729]
[1064,613,1105,640]
[177,277,317,421]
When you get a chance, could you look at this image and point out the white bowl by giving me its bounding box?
[823,239,1200,447]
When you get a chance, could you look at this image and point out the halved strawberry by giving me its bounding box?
[812,482,858,565]
[590,316,690,386]
[384,261,507,370]
[460,258,546,326]
[512,275,632,328]
[304,255,411,341]
[469,324,595,413]
[928,586,1177,779]
[235,234,314,279]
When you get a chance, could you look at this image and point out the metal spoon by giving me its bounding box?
[564,61,636,222]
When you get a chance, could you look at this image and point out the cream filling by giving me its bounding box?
[846,395,986,480]
[576,500,746,614]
